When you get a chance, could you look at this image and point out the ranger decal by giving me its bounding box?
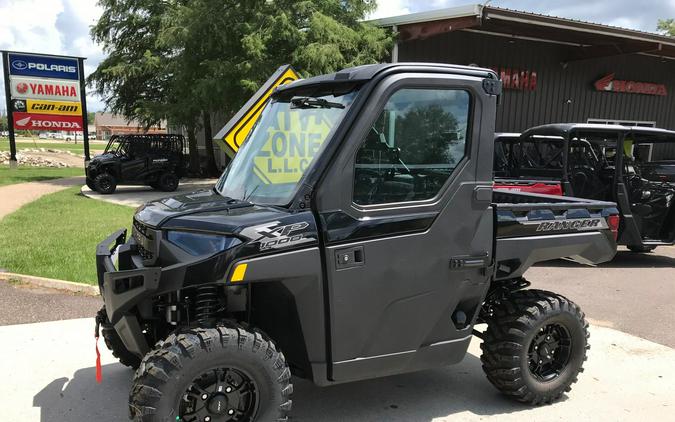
[534,218,607,232]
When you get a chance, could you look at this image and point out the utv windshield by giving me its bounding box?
[105,137,129,156]
[215,88,358,205]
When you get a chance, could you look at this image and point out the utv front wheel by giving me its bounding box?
[480,289,589,405]
[94,173,117,194]
[129,326,292,421]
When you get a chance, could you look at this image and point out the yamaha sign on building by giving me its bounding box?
[1,50,92,164]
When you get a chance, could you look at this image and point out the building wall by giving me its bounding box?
[398,30,675,160]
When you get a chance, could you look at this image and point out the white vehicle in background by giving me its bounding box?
[39,132,49,139]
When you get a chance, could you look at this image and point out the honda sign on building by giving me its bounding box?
[1,50,92,164]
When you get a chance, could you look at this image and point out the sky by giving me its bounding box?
[1,0,675,113]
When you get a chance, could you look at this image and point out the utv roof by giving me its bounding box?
[521,123,675,141]
[274,62,498,97]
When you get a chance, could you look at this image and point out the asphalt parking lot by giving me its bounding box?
[0,246,673,421]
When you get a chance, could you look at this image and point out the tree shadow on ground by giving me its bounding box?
[536,250,675,269]
[33,354,556,422]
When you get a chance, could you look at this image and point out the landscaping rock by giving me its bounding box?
[0,151,70,167]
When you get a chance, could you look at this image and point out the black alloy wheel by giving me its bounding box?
[157,172,179,192]
[129,326,292,422]
[527,323,572,382]
[179,367,258,422]
[480,289,589,405]
[94,173,117,194]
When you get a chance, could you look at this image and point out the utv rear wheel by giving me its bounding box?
[97,308,141,369]
[156,172,179,192]
[86,178,96,191]
[94,173,117,194]
[480,289,589,405]
[129,326,292,422]
[627,245,656,253]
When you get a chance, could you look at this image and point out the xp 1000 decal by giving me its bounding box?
[241,221,314,251]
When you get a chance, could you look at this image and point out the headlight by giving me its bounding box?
[166,231,241,256]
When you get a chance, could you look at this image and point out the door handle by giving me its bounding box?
[449,253,489,270]
[335,246,365,270]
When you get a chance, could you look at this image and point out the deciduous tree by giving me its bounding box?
[89,0,393,175]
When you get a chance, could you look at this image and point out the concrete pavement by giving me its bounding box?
[532,246,675,348]
[1,318,673,422]
[0,176,84,219]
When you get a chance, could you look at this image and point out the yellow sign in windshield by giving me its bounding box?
[216,65,300,156]
[252,109,333,184]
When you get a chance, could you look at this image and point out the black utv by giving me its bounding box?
[494,124,675,252]
[85,134,184,194]
[94,63,619,421]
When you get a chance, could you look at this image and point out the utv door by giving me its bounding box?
[314,72,496,382]
[119,141,148,181]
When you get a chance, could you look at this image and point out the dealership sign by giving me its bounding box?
[9,76,81,101]
[594,73,667,96]
[12,112,84,131]
[12,99,82,116]
[490,67,538,91]
[8,52,78,80]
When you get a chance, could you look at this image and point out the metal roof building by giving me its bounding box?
[373,4,675,148]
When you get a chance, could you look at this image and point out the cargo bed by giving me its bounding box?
[492,190,619,279]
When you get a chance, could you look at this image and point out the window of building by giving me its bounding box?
[353,88,471,205]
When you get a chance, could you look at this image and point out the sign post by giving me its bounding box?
[78,57,90,162]
[1,50,88,168]
[2,51,17,167]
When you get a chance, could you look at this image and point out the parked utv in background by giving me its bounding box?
[494,124,675,252]
[85,134,184,194]
[95,64,619,421]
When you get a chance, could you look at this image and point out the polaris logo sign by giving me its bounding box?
[11,60,77,73]
[8,52,79,80]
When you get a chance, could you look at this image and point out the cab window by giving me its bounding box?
[353,88,471,205]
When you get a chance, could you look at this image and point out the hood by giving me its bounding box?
[134,188,292,234]
[88,153,116,165]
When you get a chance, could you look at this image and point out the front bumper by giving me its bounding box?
[96,229,163,356]
[96,228,240,357]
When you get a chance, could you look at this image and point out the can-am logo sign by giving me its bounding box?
[13,112,84,131]
[594,73,667,96]
[7,52,79,80]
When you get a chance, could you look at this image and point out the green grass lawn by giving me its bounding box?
[0,186,134,284]
[0,141,86,154]
[0,165,84,186]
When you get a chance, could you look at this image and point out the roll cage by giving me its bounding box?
[501,123,675,246]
